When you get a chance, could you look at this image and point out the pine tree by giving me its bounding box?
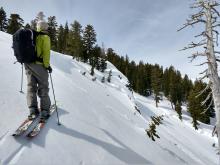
[182,75,193,102]
[107,70,112,83]
[0,7,8,32]
[101,76,105,83]
[100,58,107,72]
[151,64,162,107]
[162,68,170,97]
[100,43,107,72]
[188,90,200,130]
[57,25,64,52]
[92,45,101,70]
[25,23,31,29]
[63,22,69,54]
[90,64,95,76]
[47,16,58,50]
[168,67,184,109]
[175,101,182,120]
[7,14,24,34]
[188,80,212,129]
[68,21,83,60]
[82,24,97,63]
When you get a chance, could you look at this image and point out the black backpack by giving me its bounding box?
[12,28,45,63]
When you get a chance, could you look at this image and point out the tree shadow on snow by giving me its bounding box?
[54,124,152,164]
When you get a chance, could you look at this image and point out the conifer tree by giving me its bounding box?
[82,24,97,63]
[162,68,170,97]
[7,14,24,34]
[25,23,31,29]
[63,22,69,54]
[68,20,83,60]
[125,55,129,77]
[175,101,182,120]
[47,16,58,50]
[100,58,107,72]
[151,64,162,107]
[100,43,107,72]
[57,25,64,53]
[188,89,200,130]
[101,76,105,83]
[182,75,193,102]
[0,7,8,32]
[188,80,212,129]
[107,70,112,83]
[92,45,101,70]
[90,63,95,76]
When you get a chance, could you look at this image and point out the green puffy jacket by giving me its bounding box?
[35,30,51,68]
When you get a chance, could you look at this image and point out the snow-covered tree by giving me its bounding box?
[178,0,220,149]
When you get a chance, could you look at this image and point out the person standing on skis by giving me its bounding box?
[25,17,52,122]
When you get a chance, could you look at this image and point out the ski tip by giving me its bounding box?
[12,133,19,137]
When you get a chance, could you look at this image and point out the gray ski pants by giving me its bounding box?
[24,63,51,114]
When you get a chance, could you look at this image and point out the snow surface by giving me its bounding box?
[0,31,218,165]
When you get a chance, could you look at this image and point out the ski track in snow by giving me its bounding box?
[3,145,26,165]
[0,131,9,146]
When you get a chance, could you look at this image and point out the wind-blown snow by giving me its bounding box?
[0,31,218,165]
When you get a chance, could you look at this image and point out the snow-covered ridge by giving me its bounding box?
[0,31,218,165]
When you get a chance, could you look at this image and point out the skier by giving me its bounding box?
[24,19,52,122]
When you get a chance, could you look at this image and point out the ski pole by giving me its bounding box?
[20,64,24,93]
[49,73,61,125]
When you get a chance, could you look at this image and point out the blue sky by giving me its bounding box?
[1,0,210,79]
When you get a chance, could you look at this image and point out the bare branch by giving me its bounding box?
[188,52,206,62]
[200,98,214,115]
[180,41,206,51]
[190,1,206,9]
[210,1,220,8]
[191,12,205,19]
[212,7,220,16]
[196,82,211,98]
[199,69,208,75]
[201,91,212,106]
[195,31,206,38]
[178,19,206,31]
[195,61,211,66]
[212,23,220,28]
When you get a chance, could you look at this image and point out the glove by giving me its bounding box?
[46,66,52,73]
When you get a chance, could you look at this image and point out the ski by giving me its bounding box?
[27,105,56,138]
[12,116,38,137]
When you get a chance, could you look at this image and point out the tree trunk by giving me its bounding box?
[206,4,220,150]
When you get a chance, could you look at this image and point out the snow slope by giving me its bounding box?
[0,31,218,165]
